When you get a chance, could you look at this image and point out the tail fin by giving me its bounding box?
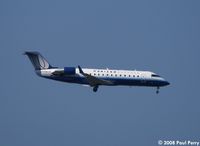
[24,51,53,70]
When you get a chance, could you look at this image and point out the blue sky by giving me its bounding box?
[0,0,200,146]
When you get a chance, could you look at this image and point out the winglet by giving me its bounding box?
[78,65,84,74]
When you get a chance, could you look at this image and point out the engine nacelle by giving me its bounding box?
[64,67,76,75]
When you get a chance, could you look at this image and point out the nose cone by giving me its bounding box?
[164,81,170,86]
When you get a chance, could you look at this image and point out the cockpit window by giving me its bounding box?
[152,74,161,77]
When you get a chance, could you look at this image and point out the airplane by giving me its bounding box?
[24,51,170,93]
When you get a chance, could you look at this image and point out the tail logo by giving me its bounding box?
[38,55,49,69]
[24,51,52,70]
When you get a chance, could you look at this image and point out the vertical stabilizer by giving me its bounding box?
[24,51,53,70]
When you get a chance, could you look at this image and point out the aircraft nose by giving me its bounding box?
[164,81,170,86]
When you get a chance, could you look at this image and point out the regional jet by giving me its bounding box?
[24,51,170,93]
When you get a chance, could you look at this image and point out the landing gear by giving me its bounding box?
[156,87,160,94]
[93,86,99,92]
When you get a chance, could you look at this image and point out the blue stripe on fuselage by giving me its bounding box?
[43,75,168,87]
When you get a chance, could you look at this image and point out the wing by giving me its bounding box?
[78,66,113,87]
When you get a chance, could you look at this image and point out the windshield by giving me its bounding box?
[151,74,161,77]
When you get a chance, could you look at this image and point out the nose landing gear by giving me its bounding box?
[156,87,160,94]
[93,86,99,92]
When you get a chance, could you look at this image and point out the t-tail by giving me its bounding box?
[24,51,54,70]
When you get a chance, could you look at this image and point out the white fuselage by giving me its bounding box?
[24,51,170,92]
[36,67,169,88]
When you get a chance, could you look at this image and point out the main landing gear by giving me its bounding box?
[156,87,160,94]
[93,86,99,92]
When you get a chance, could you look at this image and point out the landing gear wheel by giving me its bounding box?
[93,86,98,92]
[156,87,160,94]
